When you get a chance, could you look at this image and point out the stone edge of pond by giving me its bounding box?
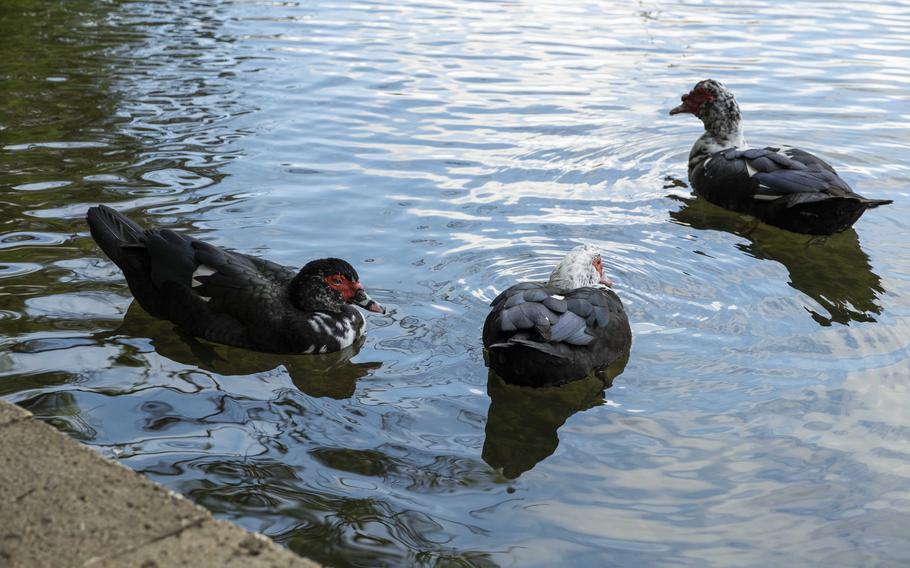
[0,399,322,568]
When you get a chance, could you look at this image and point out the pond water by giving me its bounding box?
[2,0,910,565]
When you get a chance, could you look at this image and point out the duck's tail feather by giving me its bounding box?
[858,198,893,209]
[781,193,893,234]
[86,204,148,269]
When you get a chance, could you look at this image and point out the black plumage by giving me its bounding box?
[671,79,892,235]
[482,282,631,387]
[692,146,892,234]
[86,204,382,354]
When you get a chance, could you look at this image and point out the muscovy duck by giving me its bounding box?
[670,79,892,234]
[86,204,384,354]
[482,244,631,387]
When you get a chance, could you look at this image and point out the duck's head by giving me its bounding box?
[547,244,613,291]
[290,258,385,314]
[670,79,741,136]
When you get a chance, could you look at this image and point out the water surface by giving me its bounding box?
[2,0,910,566]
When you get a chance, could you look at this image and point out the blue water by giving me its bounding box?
[2,0,910,565]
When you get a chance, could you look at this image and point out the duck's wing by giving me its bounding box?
[702,147,854,204]
[777,146,838,175]
[486,284,614,350]
[144,230,294,334]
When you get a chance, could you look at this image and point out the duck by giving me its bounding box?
[482,244,631,387]
[670,79,892,235]
[86,204,384,354]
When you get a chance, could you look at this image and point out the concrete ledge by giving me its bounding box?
[0,399,30,428]
[0,399,320,568]
[91,519,310,568]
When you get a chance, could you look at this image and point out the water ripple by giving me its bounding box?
[2,0,910,566]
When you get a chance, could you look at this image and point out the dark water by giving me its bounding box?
[3,0,910,565]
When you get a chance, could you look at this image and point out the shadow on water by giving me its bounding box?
[669,194,885,326]
[483,355,628,479]
[107,302,382,399]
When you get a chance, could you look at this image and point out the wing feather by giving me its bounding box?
[489,284,617,348]
[709,147,853,199]
[143,231,291,333]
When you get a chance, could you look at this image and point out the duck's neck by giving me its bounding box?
[688,105,746,171]
[688,130,745,170]
[548,266,599,291]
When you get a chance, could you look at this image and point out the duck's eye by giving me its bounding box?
[332,277,343,285]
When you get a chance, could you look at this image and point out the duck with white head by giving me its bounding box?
[482,244,631,387]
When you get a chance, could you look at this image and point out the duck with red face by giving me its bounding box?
[591,253,612,288]
[670,79,891,235]
[87,204,385,355]
[322,269,385,314]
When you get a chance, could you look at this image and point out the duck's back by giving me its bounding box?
[690,146,891,234]
[482,282,631,386]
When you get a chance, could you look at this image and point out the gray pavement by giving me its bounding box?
[0,399,321,568]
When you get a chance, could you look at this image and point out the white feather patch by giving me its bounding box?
[753,194,782,201]
[745,163,757,177]
[191,264,216,287]
[336,322,358,349]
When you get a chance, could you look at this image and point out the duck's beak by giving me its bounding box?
[353,287,385,314]
[669,94,692,116]
[669,104,687,115]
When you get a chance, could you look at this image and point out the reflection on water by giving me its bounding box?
[670,194,884,326]
[484,355,627,478]
[3,0,910,565]
[109,302,381,399]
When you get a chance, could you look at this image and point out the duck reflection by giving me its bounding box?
[109,302,381,398]
[670,195,884,326]
[482,356,628,478]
